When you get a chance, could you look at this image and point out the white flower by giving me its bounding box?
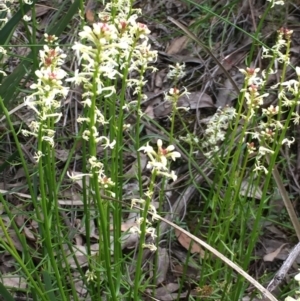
[89,156,104,170]
[23,15,31,22]
[145,227,157,238]
[129,226,141,234]
[169,170,178,181]
[282,137,295,147]
[147,160,168,171]
[281,79,299,94]
[167,63,186,80]
[81,98,92,107]
[258,146,274,156]
[266,0,284,7]
[262,105,279,116]
[82,130,90,141]
[253,162,269,174]
[136,217,144,225]
[156,170,178,181]
[98,176,114,188]
[239,67,263,85]
[33,151,43,163]
[292,112,300,125]
[157,139,181,161]
[67,171,92,181]
[42,136,54,147]
[66,69,89,85]
[131,198,145,208]
[294,272,300,282]
[142,243,157,251]
[86,269,97,283]
[99,137,116,149]
[139,142,155,157]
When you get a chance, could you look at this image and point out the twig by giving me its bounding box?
[148,211,279,301]
[267,242,300,292]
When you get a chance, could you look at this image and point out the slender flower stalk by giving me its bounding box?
[65,0,157,299]
[133,139,180,298]
[21,34,69,301]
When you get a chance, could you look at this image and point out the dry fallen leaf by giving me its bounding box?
[153,91,214,118]
[72,271,87,296]
[124,153,148,178]
[0,217,23,251]
[175,228,205,258]
[55,149,69,162]
[178,91,214,109]
[166,36,189,55]
[265,224,287,239]
[120,232,139,249]
[215,73,243,108]
[240,179,263,199]
[65,244,99,268]
[263,243,288,262]
[154,68,168,88]
[153,283,188,301]
[156,247,169,284]
[27,4,51,18]
[85,0,96,23]
[2,274,27,289]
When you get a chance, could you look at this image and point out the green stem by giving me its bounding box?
[133,171,157,300]
[88,60,116,301]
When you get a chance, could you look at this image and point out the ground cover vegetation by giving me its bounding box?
[0,0,300,300]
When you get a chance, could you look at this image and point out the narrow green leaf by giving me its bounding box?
[0,281,15,301]
[42,271,57,301]
[47,0,80,36]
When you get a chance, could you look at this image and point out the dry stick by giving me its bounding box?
[267,242,300,292]
[147,211,279,301]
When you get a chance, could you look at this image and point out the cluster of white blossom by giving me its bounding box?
[139,139,181,181]
[129,195,158,252]
[243,29,298,174]
[167,62,186,81]
[203,28,299,176]
[0,0,21,74]
[202,106,236,157]
[22,34,68,149]
[165,63,190,112]
[262,28,293,64]
[66,0,157,192]
[67,0,157,98]
[134,139,181,251]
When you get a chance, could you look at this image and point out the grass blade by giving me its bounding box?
[0,281,16,301]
